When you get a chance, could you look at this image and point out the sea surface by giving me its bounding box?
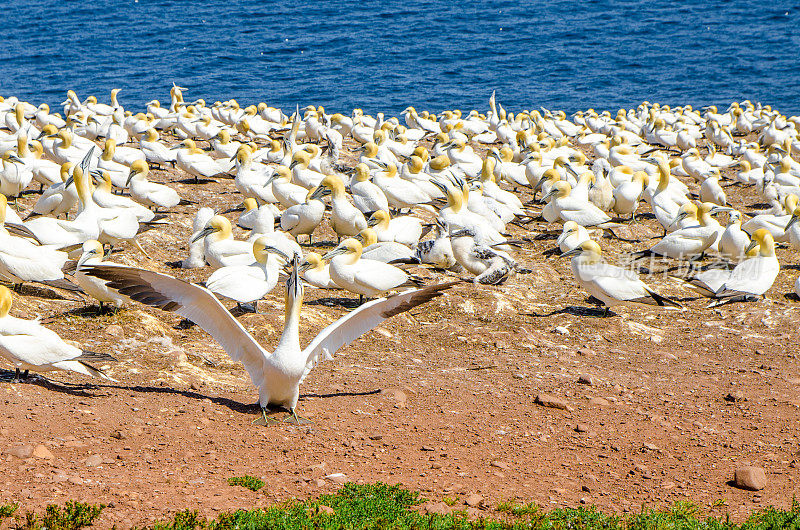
[3,0,799,117]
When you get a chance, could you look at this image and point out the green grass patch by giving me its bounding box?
[5,485,800,529]
[16,501,104,530]
[227,475,265,492]
[147,484,800,530]
[0,503,18,518]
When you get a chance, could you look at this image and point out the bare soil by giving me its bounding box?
[0,132,798,528]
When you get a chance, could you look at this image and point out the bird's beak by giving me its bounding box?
[8,154,23,163]
[745,239,758,254]
[221,203,245,214]
[191,225,217,243]
[541,188,557,202]
[559,247,582,258]
[786,215,799,231]
[308,186,329,201]
[708,205,733,215]
[366,216,379,227]
[262,245,291,262]
[430,180,448,193]
[669,211,689,227]
[289,160,298,170]
[564,163,579,178]
[321,246,347,260]
[64,175,75,187]
[77,249,99,269]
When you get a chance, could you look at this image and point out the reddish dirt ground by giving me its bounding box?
[0,132,798,528]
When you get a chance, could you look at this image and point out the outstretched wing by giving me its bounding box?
[300,282,456,381]
[82,265,270,387]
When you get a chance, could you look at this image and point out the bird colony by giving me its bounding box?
[0,86,798,423]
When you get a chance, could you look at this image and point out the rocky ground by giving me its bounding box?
[0,132,798,528]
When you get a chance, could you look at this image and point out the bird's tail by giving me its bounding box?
[38,278,84,293]
[78,360,117,382]
[644,288,683,308]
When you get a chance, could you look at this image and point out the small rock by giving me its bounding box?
[104,325,124,338]
[535,394,568,410]
[513,373,526,380]
[110,430,126,440]
[464,493,483,507]
[734,466,766,491]
[554,326,569,335]
[575,423,589,433]
[317,505,335,515]
[725,391,746,403]
[314,478,326,487]
[490,460,510,470]
[324,473,347,484]
[8,445,33,459]
[582,485,591,492]
[422,501,451,515]
[32,445,54,460]
[577,374,594,385]
[382,388,407,403]
[589,397,609,407]
[643,443,659,451]
[421,445,435,451]
[576,348,594,357]
[85,455,104,467]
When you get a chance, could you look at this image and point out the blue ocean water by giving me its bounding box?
[3,0,799,116]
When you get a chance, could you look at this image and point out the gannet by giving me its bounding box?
[31,162,78,218]
[299,252,338,289]
[310,174,366,239]
[73,240,126,310]
[127,160,184,211]
[719,210,751,260]
[350,163,389,214]
[324,238,422,300]
[708,229,780,305]
[205,238,286,312]
[0,285,115,380]
[193,215,254,268]
[139,128,177,167]
[450,227,520,284]
[84,259,453,423]
[612,171,647,219]
[556,221,591,253]
[367,210,422,247]
[181,207,214,269]
[562,240,681,315]
[371,162,431,210]
[541,181,613,227]
[175,139,230,182]
[357,228,414,263]
[412,219,457,269]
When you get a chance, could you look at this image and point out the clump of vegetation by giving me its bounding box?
[13,501,104,530]
[226,475,265,492]
[0,503,18,518]
[7,485,800,529]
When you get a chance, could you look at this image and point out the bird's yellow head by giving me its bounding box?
[192,215,231,243]
[361,142,378,157]
[412,146,429,161]
[357,227,379,247]
[353,163,370,183]
[289,150,311,170]
[0,285,12,318]
[428,155,451,171]
[300,251,324,272]
[406,156,424,174]
[747,228,775,257]
[243,197,258,212]
[367,210,391,231]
